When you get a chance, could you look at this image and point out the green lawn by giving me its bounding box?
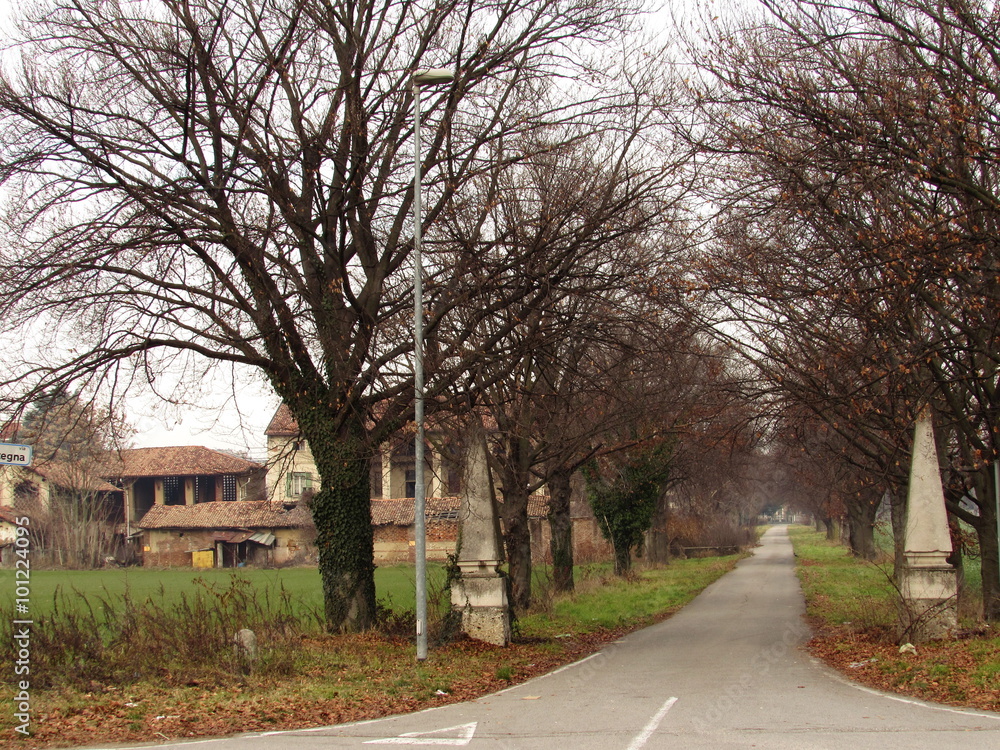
[524,556,741,633]
[789,525,897,628]
[794,523,985,626]
[0,564,447,621]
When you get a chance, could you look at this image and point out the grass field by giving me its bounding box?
[795,523,985,626]
[0,565,448,623]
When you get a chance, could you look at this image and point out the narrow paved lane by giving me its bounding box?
[92,526,1000,750]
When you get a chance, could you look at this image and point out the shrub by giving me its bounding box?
[0,575,312,690]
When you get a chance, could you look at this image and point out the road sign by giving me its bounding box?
[0,443,32,466]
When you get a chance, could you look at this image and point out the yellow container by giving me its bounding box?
[192,549,214,569]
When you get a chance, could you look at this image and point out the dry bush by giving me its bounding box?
[0,576,310,690]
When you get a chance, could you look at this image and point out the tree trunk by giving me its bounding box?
[614,540,632,576]
[822,516,836,541]
[950,468,999,622]
[547,467,574,593]
[846,494,878,560]
[501,485,533,612]
[973,480,1000,622]
[889,487,906,581]
[498,436,534,613]
[947,514,966,596]
[298,412,377,632]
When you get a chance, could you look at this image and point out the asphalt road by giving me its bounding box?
[92,526,1000,749]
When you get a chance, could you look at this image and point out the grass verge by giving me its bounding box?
[789,525,999,712]
[0,555,740,748]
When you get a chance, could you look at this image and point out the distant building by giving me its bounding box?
[265,404,459,503]
[137,500,315,567]
[104,446,268,531]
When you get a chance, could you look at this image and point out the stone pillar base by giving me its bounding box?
[452,573,511,647]
[898,565,957,642]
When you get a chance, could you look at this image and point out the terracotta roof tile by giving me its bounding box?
[265,405,299,437]
[527,495,549,519]
[106,446,263,478]
[370,497,460,525]
[31,462,121,494]
[137,501,312,530]
[0,421,19,442]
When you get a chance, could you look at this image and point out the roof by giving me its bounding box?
[370,495,550,524]
[30,462,121,494]
[106,446,263,478]
[265,405,299,437]
[0,421,19,442]
[137,501,312,530]
[370,497,461,525]
[527,495,549,519]
[0,506,19,525]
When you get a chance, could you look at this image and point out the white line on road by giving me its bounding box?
[364,722,478,745]
[626,697,679,750]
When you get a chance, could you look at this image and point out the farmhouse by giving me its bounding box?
[1,409,614,569]
[0,505,19,565]
[137,499,315,567]
[266,404,460,502]
[105,446,268,532]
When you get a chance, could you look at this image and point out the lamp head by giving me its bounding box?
[413,68,455,85]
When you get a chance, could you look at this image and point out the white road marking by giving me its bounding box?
[626,697,679,750]
[819,663,1000,722]
[364,721,478,745]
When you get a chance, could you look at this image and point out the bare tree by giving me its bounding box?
[0,0,655,630]
[683,0,1000,619]
[426,73,694,608]
[15,389,127,567]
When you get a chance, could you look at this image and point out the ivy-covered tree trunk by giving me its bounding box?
[584,440,673,579]
[295,408,377,632]
[496,434,535,612]
[547,467,574,593]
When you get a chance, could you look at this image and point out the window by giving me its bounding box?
[287,472,313,497]
[238,477,249,501]
[163,476,183,505]
[405,469,416,499]
[222,475,237,502]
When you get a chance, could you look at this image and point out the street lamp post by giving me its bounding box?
[412,67,454,662]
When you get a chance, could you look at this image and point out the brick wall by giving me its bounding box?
[143,529,215,567]
[529,516,613,564]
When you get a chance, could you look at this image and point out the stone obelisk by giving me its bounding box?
[450,420,511,646]
[898,409,957,641]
